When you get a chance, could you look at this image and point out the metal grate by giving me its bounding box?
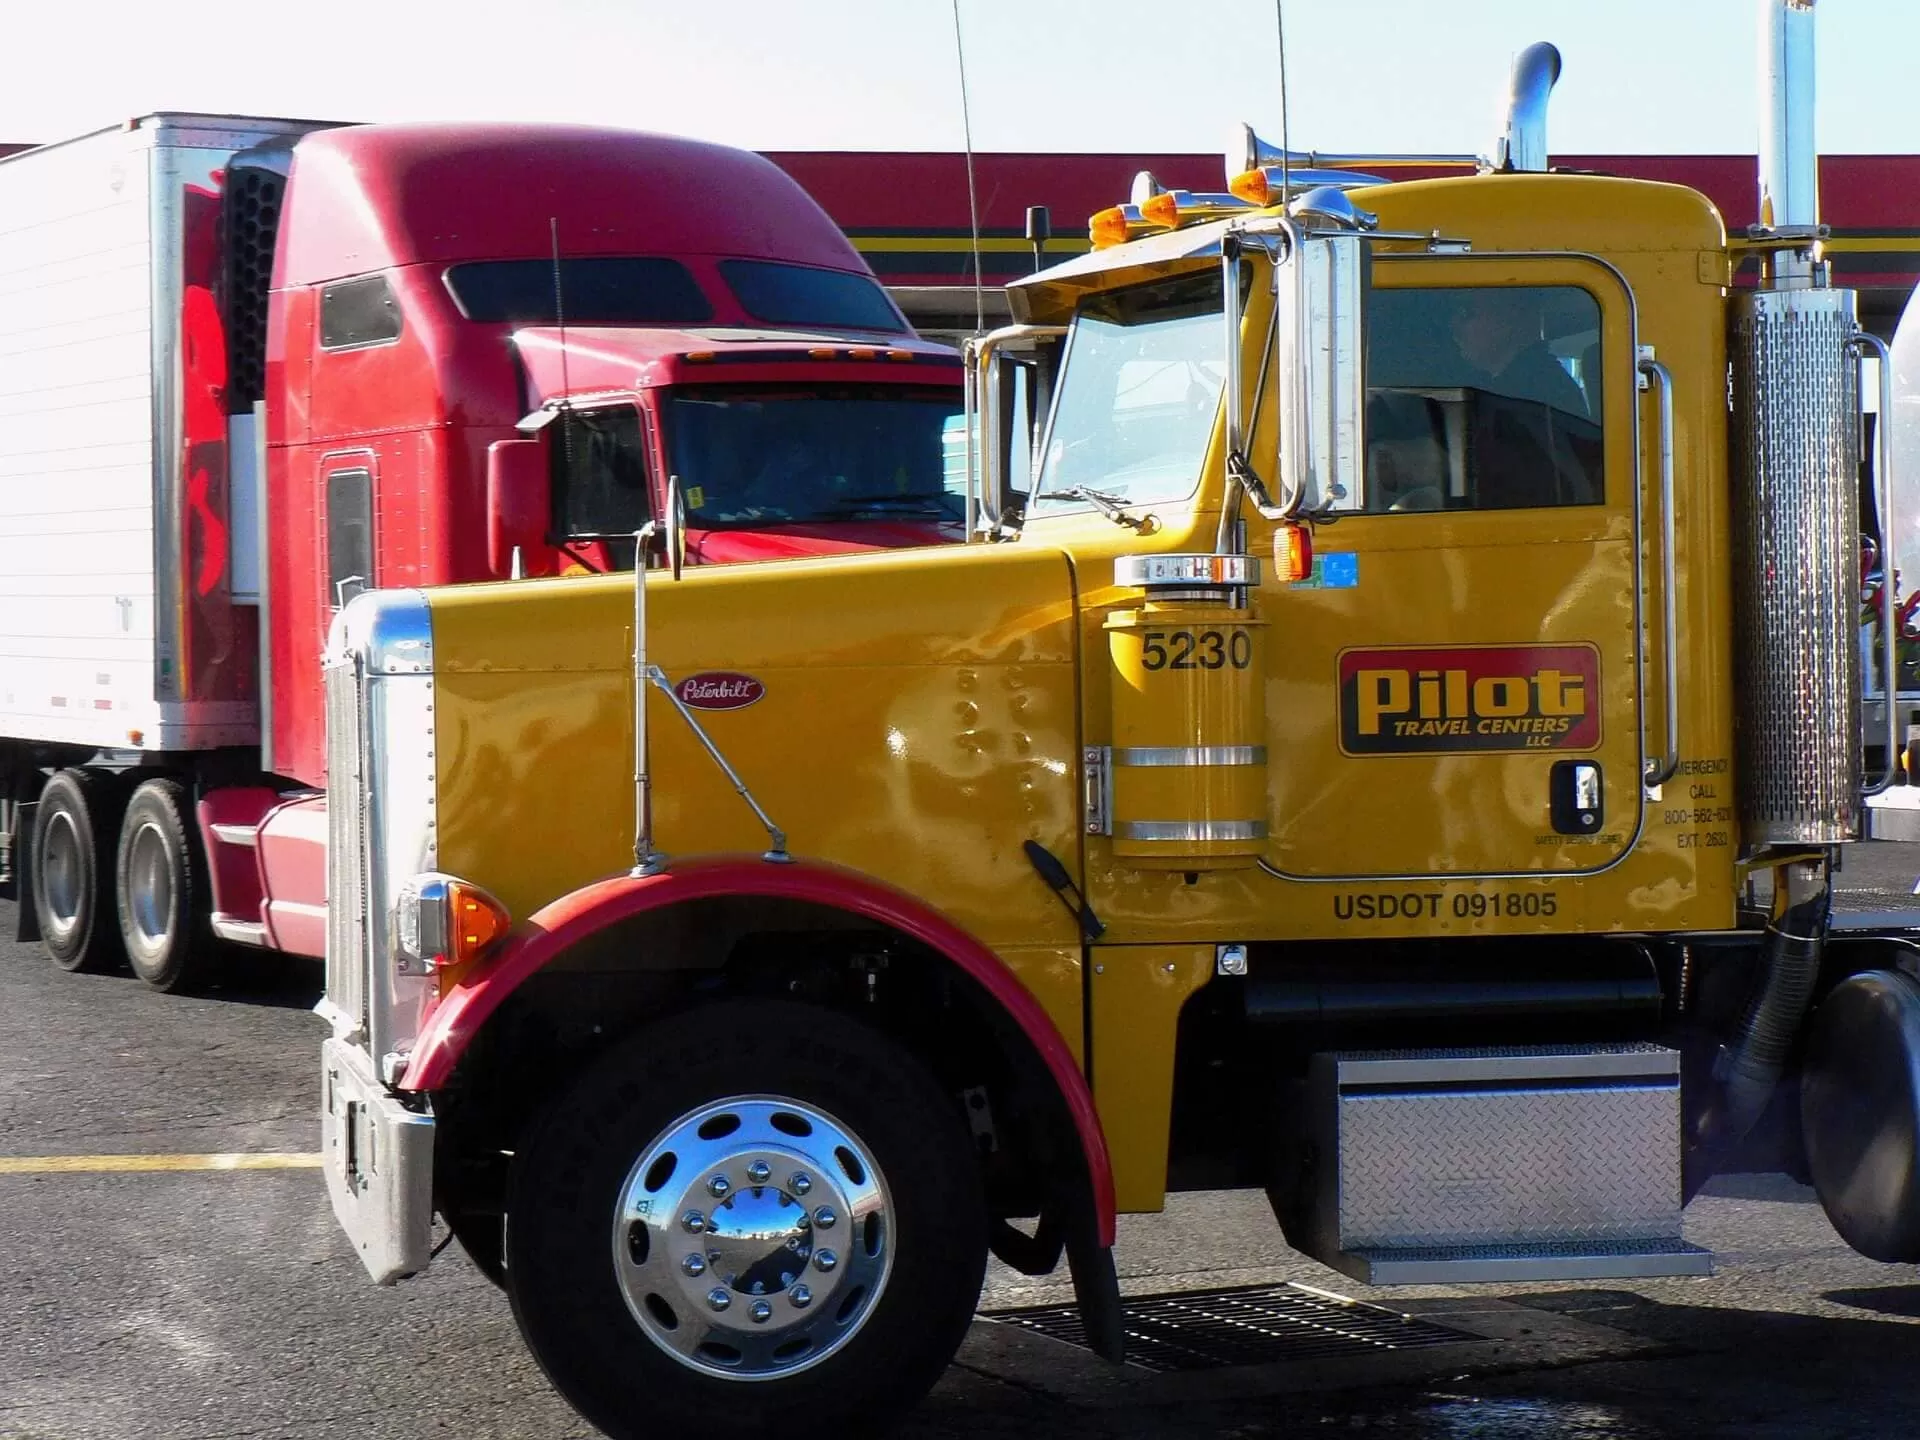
[987,1282,1471,1373]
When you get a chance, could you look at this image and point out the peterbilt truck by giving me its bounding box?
[319,3,1920,1437]
[0,114,963,993]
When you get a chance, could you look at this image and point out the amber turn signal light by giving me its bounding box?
[1274,522,1313,583]
[393,872,512,972]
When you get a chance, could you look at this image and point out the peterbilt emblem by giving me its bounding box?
[675,672,765,710]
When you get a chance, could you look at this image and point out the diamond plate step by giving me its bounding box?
[1339,1237,1713,1285]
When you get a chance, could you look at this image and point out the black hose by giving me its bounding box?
[1702,857,1831,1148]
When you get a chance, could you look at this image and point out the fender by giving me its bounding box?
[400,854,1116,1245]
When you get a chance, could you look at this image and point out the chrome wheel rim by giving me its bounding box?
[40,809,84,942]
[612,1095,893,1381]
[126,821,174,951]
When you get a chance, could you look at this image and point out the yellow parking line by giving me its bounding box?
[0,1152,322,1174]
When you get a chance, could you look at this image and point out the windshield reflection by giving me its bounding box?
[1032,271,1225,516]
[664,386,965,528]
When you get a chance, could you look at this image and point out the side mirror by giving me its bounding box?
[486,437,549,578]
[992,352,1035,523]
[1274,230,1368,513]
[966,325,1066,535]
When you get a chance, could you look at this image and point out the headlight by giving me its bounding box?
[392,872,511,975]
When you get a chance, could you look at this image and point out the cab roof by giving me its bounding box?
[276,122,873,288]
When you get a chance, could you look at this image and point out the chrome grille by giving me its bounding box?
[1731,287,1863,845]
[325,656,368,1032]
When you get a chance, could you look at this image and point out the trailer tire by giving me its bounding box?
[504,999,986,1440]
[31,768,127,973]
[115,778,217,993]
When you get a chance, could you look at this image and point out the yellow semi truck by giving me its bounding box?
[319,5,1920,1436]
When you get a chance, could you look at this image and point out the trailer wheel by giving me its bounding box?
[115,778,216,993]
[31,768,127,972]
[504,999,986,1440]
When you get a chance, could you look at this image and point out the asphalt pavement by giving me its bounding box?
[3,848,1920,1439]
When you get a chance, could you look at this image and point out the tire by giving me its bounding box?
[114,778,218,993]
[31,768,127,972]
[505,999,986,1440]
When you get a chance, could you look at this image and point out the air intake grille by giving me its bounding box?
[325,657,367,1033]
[224,166,285,411]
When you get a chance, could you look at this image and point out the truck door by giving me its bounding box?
[1265,256,1647,880]
[322,453,377,616]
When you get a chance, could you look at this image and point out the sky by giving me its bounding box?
[3,0,1917,157]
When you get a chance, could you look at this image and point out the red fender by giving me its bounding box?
[401,855,1115,1245]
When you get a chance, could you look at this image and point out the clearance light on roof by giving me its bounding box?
[1089,203,1153,250]
[1137,189,1255,232]
[1228,165,1388,208]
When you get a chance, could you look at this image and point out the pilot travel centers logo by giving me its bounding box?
[1337,644,1601,755]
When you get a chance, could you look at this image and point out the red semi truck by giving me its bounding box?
[0,114,963,991]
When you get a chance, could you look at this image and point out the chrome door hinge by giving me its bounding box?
[1084,746,1112,836]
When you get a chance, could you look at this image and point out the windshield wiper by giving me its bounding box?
[1033,485,1151,530]
[822,493,958,520]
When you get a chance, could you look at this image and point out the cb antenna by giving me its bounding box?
[953,0,984,334]
[1275,0,1291,205]
[550,216,572,404]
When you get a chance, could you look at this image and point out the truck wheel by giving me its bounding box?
[115,778,217,993]
[505,999,986,1440]
[31,768,126,972]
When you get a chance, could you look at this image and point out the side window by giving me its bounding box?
[1367,285,1603,513]
[551,405,652,541]
[325,467,373,609]
[320,275,403,350]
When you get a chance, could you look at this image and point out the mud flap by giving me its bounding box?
[8,801,38,942]
[1065,1224,1124,1363]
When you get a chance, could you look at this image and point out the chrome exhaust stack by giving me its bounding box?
[1758,0,1820,286]
[1731,0,1883,845]
[1493,42,1562,173]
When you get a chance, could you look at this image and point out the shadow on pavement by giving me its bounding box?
[908,1288,1920,1439]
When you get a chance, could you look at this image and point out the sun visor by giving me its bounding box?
[1009,217,1237,326]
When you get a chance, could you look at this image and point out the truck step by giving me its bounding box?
[1337,1238,1712,1285]
[211,917,269,947]
[1289,1044,1700,1285]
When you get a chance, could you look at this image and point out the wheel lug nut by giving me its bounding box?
[790,1172,813,1196]
[707,1174,731,1199]
[682,1254,707,1277]
[812,1206,837,1230]
[750,1300,773,1324]
[681,1210,707,1235]
[789,1284,813,1308]
[706,1288,731,1312]
[746,1160,771,1184]
[814,1249,838,1273]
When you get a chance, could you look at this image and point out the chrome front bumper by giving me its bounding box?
[322,1036,436,1285]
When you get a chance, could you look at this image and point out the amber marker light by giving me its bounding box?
[1139,190,1182,230]
[1089,205,1134,249]
[447,880,510,965]
[394,872,512,972]
[1229,167,1276,207]
[1275,523,1313,583]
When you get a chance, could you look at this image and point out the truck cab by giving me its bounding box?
[0,115,961,990]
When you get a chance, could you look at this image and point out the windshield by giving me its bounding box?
[663,386,966,528]
[1031,271,1225,516]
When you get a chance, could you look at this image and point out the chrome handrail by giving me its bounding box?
[1854,330,1900,795]
[1639,356,1680,787]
